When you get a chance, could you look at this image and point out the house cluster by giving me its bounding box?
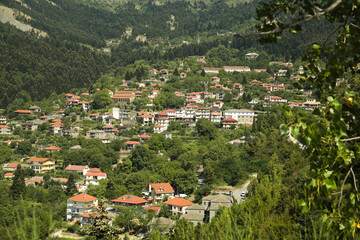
[136,108,256,130]
[66,181,233,227]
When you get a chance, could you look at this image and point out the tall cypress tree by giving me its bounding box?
[10,164,26,200]
[66,173,77,196]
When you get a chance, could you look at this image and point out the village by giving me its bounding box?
[0,52,323,238]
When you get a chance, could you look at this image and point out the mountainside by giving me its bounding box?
[1,0,259,47]
[0,23,110,108]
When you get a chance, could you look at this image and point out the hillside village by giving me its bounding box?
[0,52,324,238]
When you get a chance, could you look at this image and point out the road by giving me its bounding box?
[232,173,257,203]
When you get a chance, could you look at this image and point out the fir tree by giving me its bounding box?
[10,164,26,200]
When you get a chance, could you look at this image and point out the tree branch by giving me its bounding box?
[341,136,360,142]
[235,0,343,39]
[338,167,351,217]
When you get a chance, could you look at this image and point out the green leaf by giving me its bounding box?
[291,127,300,139]
[280,124,289,135]
[327,96,334,102]
[324,170,333,178]
[325,178,337,190]
[350,193,355,205]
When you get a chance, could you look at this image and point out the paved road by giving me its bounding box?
[232,173,257,203]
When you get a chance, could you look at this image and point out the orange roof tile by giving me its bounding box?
[65,165,88,171]
[4,172,14,177]
[222,118,238,122]
[45,146,61,151]
[151,183,174,194]
[124,141,141,145]
[0,125,10,128]
[164,197,193,207]
[88,168,102,173]
[14,110,32,114]
[68,193,98,202]
[111,195,148,205]
[27,157,52,163]
[86,172,106,177]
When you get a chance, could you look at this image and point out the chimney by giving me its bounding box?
[83,194,85,200]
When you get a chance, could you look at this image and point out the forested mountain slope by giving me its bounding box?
[0,23,110,108]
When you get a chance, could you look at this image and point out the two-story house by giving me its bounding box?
[66,193,98,221]
[0,125,12,135]
[85,172,107,185]
[110,195,148,207]
[65,165,90,175]
[142,183,175,202]
[164,197,193,216]
[202,194,233,221]
[27,157,55,174]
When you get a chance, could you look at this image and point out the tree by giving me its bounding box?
[195,118,218,140]
[15,141,33,155]
[65,173,77,196]
[201,69,205,77]
[255,0,360,236]
[87,205,117,240]
[10,164,26,200]
[93,89,113,109]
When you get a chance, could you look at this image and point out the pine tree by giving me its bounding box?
[201,69,205,76]
[66,173,77,196]
[173,68,179,76]
[10,164,26,200]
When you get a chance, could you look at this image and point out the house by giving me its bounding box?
[0,125,11,135]
[268,96,288,104]
[53,178,68,184]
[45,146,61,152]
[142,183,175,202]
[211,76,220,82]
[245,52,259,59]
[154,124,166,133]
[202,194,233,221]
[223,109,255,125]
[67,193,98,221]
[14,110,32,115]
[180,72,187,78]
[222,118,238,129]
[110,195,148,207]
[78,212,97,226]
[213,101,224,109]
[210,111,221,123]
[164,197,193,216]
[3,163,22,171]
[254,69,266,73]
[144,206,161,214]
[27,157,55,174]
[4,172,14,178]
[85,172,107,185]
[148,217,175,233]
[149,68,159,75]
[112,91,135,102]
[223,66,251,73]
[138,114,154,125]
[124,141,141,150]
[138,134,152,141]
[202,67,221,74]
[65,165,90,175]
[21,122,38,131]
[181,204,206,224]
[28,106,41,112]
[25,177,44,186]
[50,122,64,135]
[160,69,169,75]
[0,116,7,124]
[302,100,321,110]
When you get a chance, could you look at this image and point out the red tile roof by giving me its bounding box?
[139,114,154,118]
[0,125,10,128]
[151,183,174,194]
[125,141,141,145]
[144,206,161,214]
[138,135,152,139]
[27,157,52,163]
[45,146,61,151]
[4,163,20,168]
[222,118,238,122]
[111,195,148,205]
[164,197,193,207]
[4,172,14,177]
[26,178,44,183]
[65,165,88,171]
[53,178,68,183]
[86,172,106,177]
[14,110,32,114]
[88,168,101,173]
[68,193,98,202]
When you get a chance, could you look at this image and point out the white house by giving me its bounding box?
[164,197,193,216]
[66,193,98,221]
[85,172,107,185]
